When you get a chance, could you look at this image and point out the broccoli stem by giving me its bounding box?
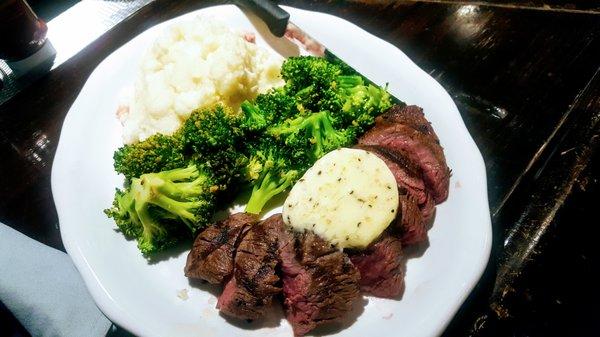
[245,171,297,214]
[157,165,199,182]
[116,189,140,228]
[337,75,364,88]
[134,190,169,254]
[143,175,207,200]
[134,173,208,230]
[311,111,347,159]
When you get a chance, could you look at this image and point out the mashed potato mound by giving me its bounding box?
[120,17,284,144]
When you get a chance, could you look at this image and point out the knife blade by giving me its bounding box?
[236,0,403,104]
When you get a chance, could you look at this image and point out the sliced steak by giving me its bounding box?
[359,122,450,203]
[396,194,427,245]
[280,228,361,336]
[376,105,439,142]
[349,235,404,298]
[217,215,282,320]
[419,192,436,223]
[184,212,256,284]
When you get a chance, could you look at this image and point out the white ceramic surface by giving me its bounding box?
[52,5,492,337]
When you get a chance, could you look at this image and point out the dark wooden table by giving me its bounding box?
[1,1,599,336]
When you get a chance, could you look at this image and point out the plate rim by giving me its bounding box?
[51,5,492,337]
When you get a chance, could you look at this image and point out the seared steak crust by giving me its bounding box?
[184,212,256,284]
[280,229,361,336]
[360,105,450,203]
[376,105,439,142]
[217,215,283,320]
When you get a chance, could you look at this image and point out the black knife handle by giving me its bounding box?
[236,0,290,37]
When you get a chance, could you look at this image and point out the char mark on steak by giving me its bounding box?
[217,214,283,320]
[279,226,361,336]
[359,121,450,203]
[184,212,256,284]
[376,105,440,142]
[349,235,404,298]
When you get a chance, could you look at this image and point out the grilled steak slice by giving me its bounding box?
[376,105,439,142]
[359,122,450,203]
[280,228,361,336]
[396,194,427,245]
[184,212,256,284]
[217,215,282,320]
[349,235,404,298]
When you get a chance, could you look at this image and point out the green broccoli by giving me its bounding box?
[334,75,392,132]
[182,104,248,191]
[105,165,216,256]
[182,105,244,154]
[113,133,186,181]
[280,56,392,133]
[267,111,357,161]
[243,141,308,215]
[192,148,248,197]
[240,87,300,132]
[281,56,342,94]
[238,56,392,215]
[240,100,268,132]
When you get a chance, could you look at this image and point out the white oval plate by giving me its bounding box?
[52,5,492,337]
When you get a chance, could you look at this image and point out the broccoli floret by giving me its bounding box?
[240,100,268,132]
[267,111,357,161]
[182,105,244,154]
[240,88,300,132]
[280,57,392,133]
[334,75,392,132]
[182,105,248,192]
[258,87,301,122]
[105,165,216,256]
[243,142,307,215]
[113,133,186,181]
[281,56,342,94]
[193,148,248,196]
[106,188,141,238]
